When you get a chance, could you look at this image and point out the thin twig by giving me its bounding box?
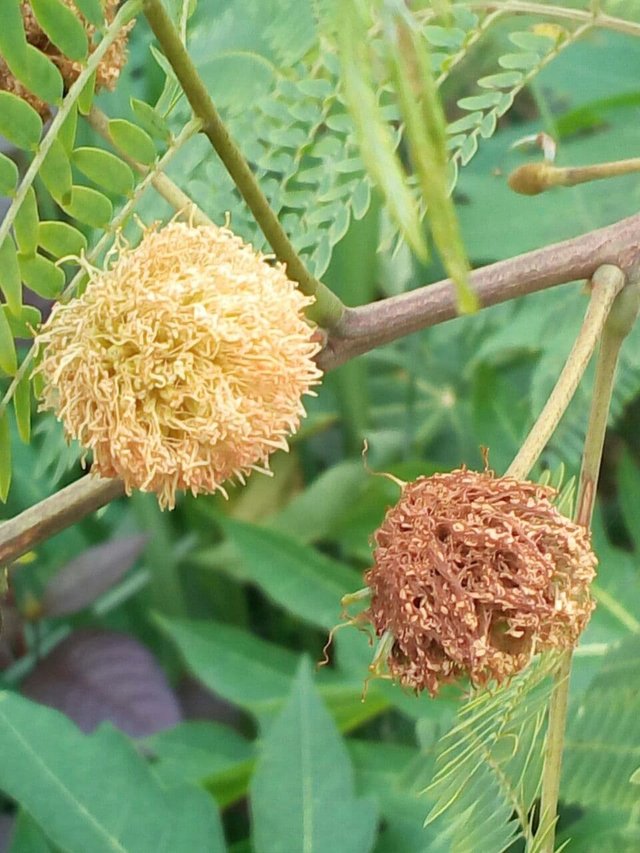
[468,1,640,38]
[0,477,124,567]
[141,0,345,329]
[536,266,640,853]
[320,209,640,370]
[506,265,625,480]
[3,215,640,565]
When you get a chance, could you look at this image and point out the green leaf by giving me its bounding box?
[0,0,28,73]
[251,660,378,853]
[38,221,87,259]
[108,119,157,165]
[386,9,477,313]
[0,152,18,196]
[73,147,135,196]
[77,69,97,115]
[130,97,172,142]
[0,414,11,502]
[18,253,65,299]
[509,31,557,53]
[72,0,104,27]
[9,810,54,853]
[39,137,73,204]
[0,92,42,150]
[142,721,253,790]
[3,305,41,339]
[0,308,18,375]
[0,237,23,315]
[13,374,31,444]
[337,3,426,260]
[0,692,227,853]
[14,187,39,257]
[219,517,360,630]
[61,185,113,228]
[156,615,299,714]
[58,106,78,153]
[16,45,63,105]
[30,0,88,60]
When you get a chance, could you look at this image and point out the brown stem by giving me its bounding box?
[3,212,640,565]
[0,477,124,567]
[319,210,640,370]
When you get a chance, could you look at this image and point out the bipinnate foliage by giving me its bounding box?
[2,1,640,852]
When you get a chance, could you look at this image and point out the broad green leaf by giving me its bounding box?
[38,221,88,259]
[77,69,97,115]
[219,516,360,630]
[108,119,157,165]
[73,147,135,196]
[130,97,171,142]
[3,305,41,339]
[73,0,104,27]
[143,721,253,789]
[0,152,18,196]
[30,0,88,61]
[39,137,73,204]
[13,374,31,444]
[156,615,298,713]
[0,0,28,73]
[1,305,42,338]
[9,810,54,853]
[0,237,23,315]
[61,186,113,228]
[0,692,226,853]
[617,449,640,553]
[156,617,384,733]
[58,106,78,153]
[0,92,42,150]
[14,187,39,257]
[385,9,477,313]
[0,414,11,502]
[16,45,63,105]
[509,31,557,53]
[0,308,18,375]
[337,3,426,260]
[18,253,65,299]
[251,661,378,853]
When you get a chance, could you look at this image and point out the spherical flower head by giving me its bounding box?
[0,2,128,118]
[364,468,597,696]
[35,222,323,509]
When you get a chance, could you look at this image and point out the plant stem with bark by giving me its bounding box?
[141,0,344,328]
[535,267,640,853]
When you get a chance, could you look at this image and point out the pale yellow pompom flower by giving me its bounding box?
[35,223,323,509]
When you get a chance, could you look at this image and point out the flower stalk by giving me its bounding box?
[536,266,640,853]
[141,0,344,329]
[507,264,626,480]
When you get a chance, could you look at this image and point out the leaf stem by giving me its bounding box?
[0,117,203,422]
[0,0,143,253]
[3,227,640,563]
[141,0,344,329]
[536,266,640,853]
[506,265,625,480]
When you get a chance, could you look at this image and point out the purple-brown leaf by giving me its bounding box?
[21,628,182,736]
[39,534,148,618]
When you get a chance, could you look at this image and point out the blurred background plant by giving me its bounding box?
[2,1,640,851]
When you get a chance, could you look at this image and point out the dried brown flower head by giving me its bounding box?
[364,468,597,695]
[0,1,128,119]
[35,222,323,509]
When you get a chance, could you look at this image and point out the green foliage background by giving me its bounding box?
[2,1,640,851]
